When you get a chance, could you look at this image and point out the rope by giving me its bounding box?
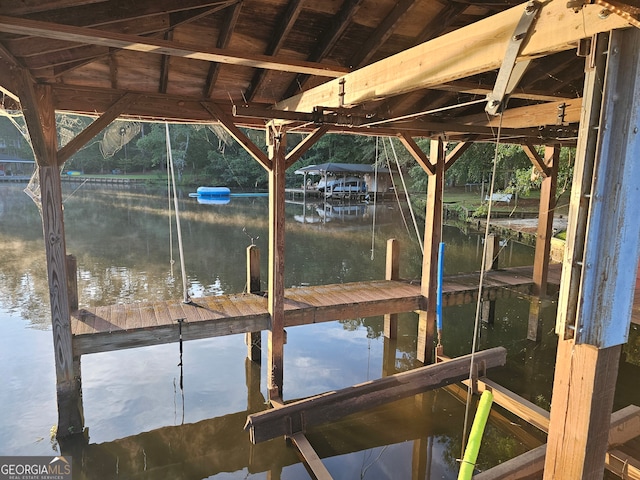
[383,140,412,239]
[370,136,379,261]
[460,113,504,458]
[388,137,423,255]
[166,122,191,304]
[166,146,175,278]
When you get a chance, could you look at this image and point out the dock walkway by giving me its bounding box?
[72,264,561,355]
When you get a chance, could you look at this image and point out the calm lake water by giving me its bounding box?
[1,182,638,479]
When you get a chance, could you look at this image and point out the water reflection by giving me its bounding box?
[5,183,636,478]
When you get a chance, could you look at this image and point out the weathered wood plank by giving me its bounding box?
[245,347,507,444]
[71,266,562,355]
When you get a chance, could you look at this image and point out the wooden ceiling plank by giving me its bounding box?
[397,133,434,175]
[349,0,419,69]
[57,92,137,164]
[0,15,349,78]
[204,1,243,98]
[21,0,234,28]
[0,0,107,16]
[413,3,468,45]
[201,101,272,170]
[285,125,329,169]
[246,0,305,101]
[281,0,365,99]
[274,0,629,112]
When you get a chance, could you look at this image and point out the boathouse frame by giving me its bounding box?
[2,0,640,477]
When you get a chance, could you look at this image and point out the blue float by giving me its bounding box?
[196,186,231,197]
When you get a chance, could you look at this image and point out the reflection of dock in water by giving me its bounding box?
[61,358,544,480]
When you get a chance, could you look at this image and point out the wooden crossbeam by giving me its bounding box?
[57,93,137,165]
[244,347,507,444]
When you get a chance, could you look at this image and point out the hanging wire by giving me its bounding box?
[165,122,191,304]
[460,113,504,458]
[388,137,424,255]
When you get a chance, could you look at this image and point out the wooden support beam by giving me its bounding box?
[522,143,551,178]
[531,145,559,297]
[605,449,640,480]
[0,15,349,78]
[267,125,286,402]
[245,245,262,363]
[445,139,476,172]
[384,238,400,339]
[289,432,334,480]
[397,133,434,175]
[13,70,57,166]
[417,138,444,364]
[245,347,507,443]
[57,93,136,165]
[275,0,628,113]
[285,126,329,169]
[544,340,623,479]
[202,101,272,171]
[546,29,640,478]
[41,165,84,437]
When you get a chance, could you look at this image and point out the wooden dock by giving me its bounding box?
[71,263,561,355]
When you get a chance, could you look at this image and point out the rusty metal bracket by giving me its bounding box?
[485,1,541,116]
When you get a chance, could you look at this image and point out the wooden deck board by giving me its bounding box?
[72,264,563,355]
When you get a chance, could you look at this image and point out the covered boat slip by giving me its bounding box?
[2,0,640,477]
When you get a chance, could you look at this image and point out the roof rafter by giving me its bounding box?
[280,0,365,100]
[245,0,305,101]
[0,14,349,78]
[203,0,243,98]
[349,0,419,69]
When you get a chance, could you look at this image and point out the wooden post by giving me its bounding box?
[532,145,559,297]
[245,244,262,363]
[267,124,286,402]
[382,336,397,377]
[527,298,542,342]
[545,30,640,479]
[417,138,444,364]
[15,73,84,437]
[66,254,78,311]
[383,238,399,339]
[481,234,499,325]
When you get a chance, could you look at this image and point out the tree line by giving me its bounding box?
[2,115,574,197]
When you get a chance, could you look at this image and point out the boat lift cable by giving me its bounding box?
[388,137,424,255]
[370,136,379,261]
[166,122,191,304]
[383,140,413,241]
[460,113,504,460]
